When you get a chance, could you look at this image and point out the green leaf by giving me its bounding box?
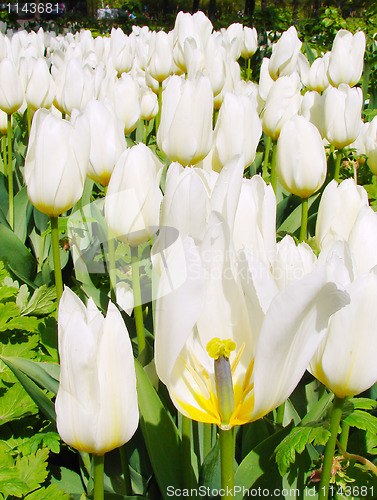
[15,448,49,492]
[274,423,331,476]
[0,382,37,426]
[0,356,59,394]
[13,186,33,244]
[234,424,293,500]
[343,410,377,434]
[20,284,56,316]
[0,355,56,423]
[199,437,225,492]
[18,431,61,455]
[0,222,36,280]
[25,484,71,500]
[0,301,40,333]
[304,40,315,64]
[343,397,377,413]
[135,360,183,500]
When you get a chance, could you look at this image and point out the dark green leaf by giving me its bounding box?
[0,222,36,280]
[0,355,56,423]
[135,360,183,500]
[0,356,59,394]
[234,424,293,499]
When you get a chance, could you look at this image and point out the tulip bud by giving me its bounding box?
[82,100,126,185]
[105,143,163,246]
[0,58,24,115]
[54,59,95,115]
[323,83,363,149]
[268,26,302,80]
[348,206,377,275]
[300,90,325,137]
[261,73,302,140]
[328,29,366,88]
[276,115,326,198]
[157,74,213,166]
[258,57,274,102]
[315,178,369,251]
[273,235,316,290]
[147,31,173,82]
[211,92,262,172]
[112,73,141,135]
[172,11,213,72]
[110,27,135,75]
[55,287,139,455]
[233,175,276,268]
[25,57,55,111]
[307,52,330,92]
[0,109,8,135]
[25,109,89,217]
[140,86,158,121]
[241,27,258,59]
[309,272,377,399]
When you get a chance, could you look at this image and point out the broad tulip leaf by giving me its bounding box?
[0,356,56,423]
[234,424,293,499]
[0,356,59,394]
[0,222,36,280]
[278,193,320,236]
[135,360,184,499]
[13,187,33,244]
[199,438,220,490]
[304,41,315,64]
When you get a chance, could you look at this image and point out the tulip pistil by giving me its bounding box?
[207,338,236,430]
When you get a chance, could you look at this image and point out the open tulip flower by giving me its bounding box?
[55,287,139,455]
[155,212,348,429]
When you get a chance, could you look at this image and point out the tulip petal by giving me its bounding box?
[155,236,205,385]
[251,267,349,421]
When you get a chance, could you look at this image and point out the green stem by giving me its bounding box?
[93,454,105,500]
[119,445,132,496]
[182,416,193,490]
[27,107,32,137]
[299,198,308,243]
[270,140,277,194]
[7,114,13,229]
[131,245,145,354]
[276,402,285,426]
[219,428,234,498]
[318,396,345,500]
[262,134,271,180]
[246,58,251,81]
[339,422,350,452]
[156,81,163,133]
[144,119,148,145]
[337,441,377,476]
[2,135,6,177]
[334,149,343,183]
[50,216,63,303]
[213,107,219,129]
[107,232,116,303]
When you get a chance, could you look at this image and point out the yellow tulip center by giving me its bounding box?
[206,338,236,360]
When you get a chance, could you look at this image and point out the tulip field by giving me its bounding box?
[1,4,377,500]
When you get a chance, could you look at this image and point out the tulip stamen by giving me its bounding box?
[207,338,236,430]
[231,342,246,376]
